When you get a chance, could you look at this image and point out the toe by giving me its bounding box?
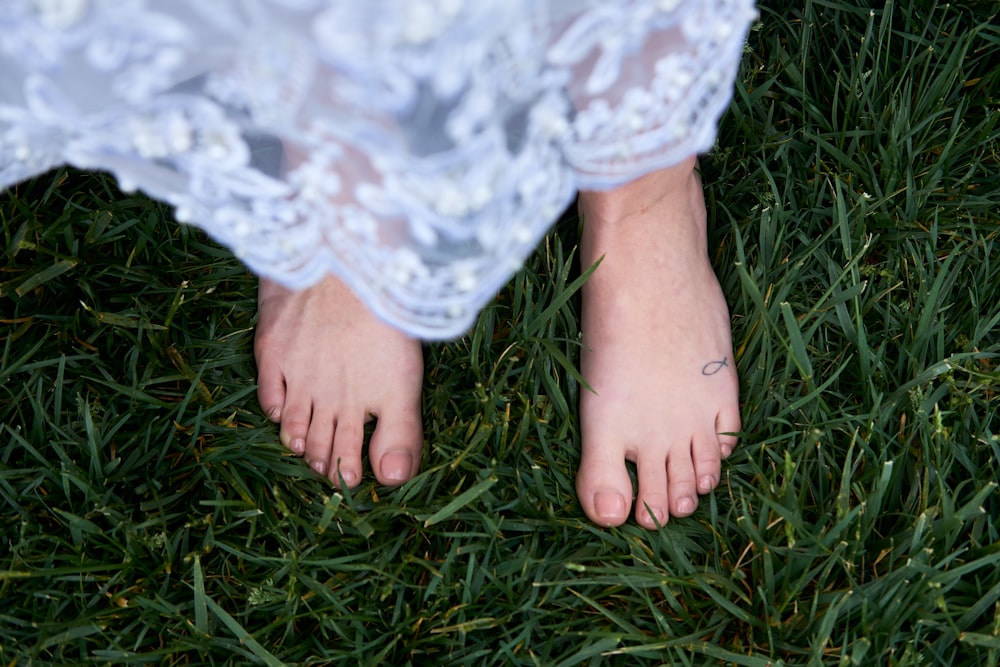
[634,451,670,529]
[256,357,286,423]
[369,414,423,486]
[303,407,335,477]
[717,405,742,458]
[329,419,365,488]
[666,444,699,518]
[692,433,722,495]
[278,392,312,457]
[576,442,633,527]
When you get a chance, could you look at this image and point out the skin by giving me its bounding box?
[576,156,740,528]
[255,155,740,528]
[255,275,424,488]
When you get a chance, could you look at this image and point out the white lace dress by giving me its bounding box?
[1,0,756,339]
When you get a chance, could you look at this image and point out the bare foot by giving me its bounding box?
[254,275,424,488]
[576,157,740,529]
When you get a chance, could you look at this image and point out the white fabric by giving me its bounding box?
[1,0,756,338]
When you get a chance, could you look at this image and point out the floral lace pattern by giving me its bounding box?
[1,0,756,338]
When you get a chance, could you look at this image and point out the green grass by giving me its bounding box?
[2,1,999,665]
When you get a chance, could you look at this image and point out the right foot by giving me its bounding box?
[575,159,741,529]
[254,275,424,488]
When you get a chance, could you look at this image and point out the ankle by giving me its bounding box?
[578,156,699,223]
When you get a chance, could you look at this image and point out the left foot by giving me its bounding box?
[255,275,425,488]
[576,158,741,529]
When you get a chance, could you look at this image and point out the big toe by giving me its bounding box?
[369,413,424,486]
[577,446,634,527]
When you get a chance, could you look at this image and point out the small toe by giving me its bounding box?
[303,407,336,476]
[256,360,286,423]
[634,452,670,529]
[692,433,722,494]
[278,393,312,457]
[717,406,742,458]
[666,444,699,518]
[329,419,366,488]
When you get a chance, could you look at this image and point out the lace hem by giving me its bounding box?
[1,0,757,338]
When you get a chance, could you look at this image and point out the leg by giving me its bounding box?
[255,274,424,487]
[576,156,740,529]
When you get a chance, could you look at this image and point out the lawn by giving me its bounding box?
[2,2,999,665]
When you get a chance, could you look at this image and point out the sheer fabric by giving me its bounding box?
[1,0,756,338]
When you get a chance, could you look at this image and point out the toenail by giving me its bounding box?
[290,438,305,455]
[338,470,358,487]
[676,496,696,515]
[594,491,626,523]
[267,406,281,422]
[380,451,413,483]
[720,444,733,457]
[699,475,717,492]
[642,504,667,527]
[311,459,326,475]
